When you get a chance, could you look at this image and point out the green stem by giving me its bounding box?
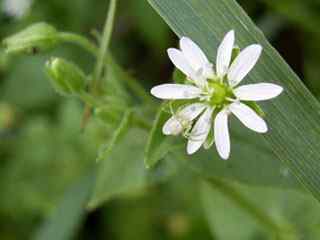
[93,0,118,92]
[79,91,103,107]
[207,178,283,238]
[58,32,98,56]
[58,32,151,103]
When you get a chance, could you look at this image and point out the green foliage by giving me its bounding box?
[2,0,320,239]
[201,180,320,239]
[96,109,132,162]
[173,68,185,84]
[89,129,180,209]
[144,105,172,168]
[33,173,95,240]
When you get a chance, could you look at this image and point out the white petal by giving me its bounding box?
[151,84,201,100]
[229,102,268,133]
[187,107,214,154]
[167,48,196,79]
[214,109,230,160]
[228,44,262,87]
[202,63,215,79]
[234,83,283,101]
[163,117,183,136]
[216,30,235,77]
[162,103,206,135]
[180,37,209,71]
[193,68,208,88]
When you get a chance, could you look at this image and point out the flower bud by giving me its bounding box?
[45,58,87,96]
[2,22,60,55]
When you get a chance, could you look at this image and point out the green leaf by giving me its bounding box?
[144,105,172,168]
[200,182,265,239]
[97,109,132,162]
[89,128,180,209]
[32,173,94,240]
[148,0,320,201]
[201,180,320,239]
[185,123,299,188]
[173,68,186,84]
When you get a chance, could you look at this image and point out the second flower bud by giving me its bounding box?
[45,58,87,96]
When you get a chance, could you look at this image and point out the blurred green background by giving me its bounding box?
[1,0,320,239]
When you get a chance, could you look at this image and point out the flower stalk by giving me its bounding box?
[82,0,118,128]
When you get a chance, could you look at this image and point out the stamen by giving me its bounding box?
[226,97,239,103]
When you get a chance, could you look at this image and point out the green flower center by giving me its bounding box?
[207,80,233,107]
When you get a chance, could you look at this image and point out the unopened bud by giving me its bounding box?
[45,58,87,96]
[2,22,60,55]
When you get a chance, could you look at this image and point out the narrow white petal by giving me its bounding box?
[187,107,214,154]
[180,37,209,71]
[151,84,201,100]
[162,103,206,135]
[228,44,262,87]
[163,117,183,136]
[229,102,268,133]
[216,30,235,77]
[167,48,196,79]
[234,83,283,101]
[178,103,207,120]
[202,63,215,79]
[214,109,230,160]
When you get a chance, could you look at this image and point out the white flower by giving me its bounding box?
[2,0,33,19]
[150,30,283,160]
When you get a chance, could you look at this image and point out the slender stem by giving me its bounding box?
[58,32,98,56]
[69,0,117,129]
[57,5,155,129]
[207,178,283,237]
[93,0,118,92]
[79,91,103,107]
[58,32,149,101]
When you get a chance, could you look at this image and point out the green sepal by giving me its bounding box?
[204,129,214,150]
[244,101,266,117]
[231,45,240,63]
[173,68,186,84]
[2,22,60,55]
